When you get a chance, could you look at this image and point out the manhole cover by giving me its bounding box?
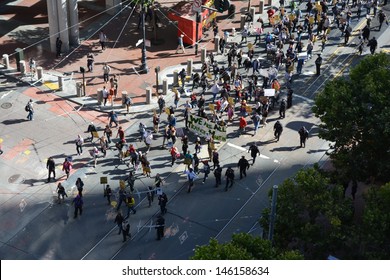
[8,174,24,184]
[1,102,12,109]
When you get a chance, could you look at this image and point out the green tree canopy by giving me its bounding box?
[191,233,303,260]
[260,166,354,259]
[359,183,390,259]
[313,53,390,182]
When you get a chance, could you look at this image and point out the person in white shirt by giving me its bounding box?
[102,86,109,106]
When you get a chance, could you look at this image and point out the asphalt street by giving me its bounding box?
[1,3,390,260]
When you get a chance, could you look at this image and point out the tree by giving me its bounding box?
[358,183,390,259]
[313,53,390,182]
[191,233,303,260]
[260,166,354,259]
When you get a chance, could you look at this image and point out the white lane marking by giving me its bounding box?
[227,142,247,152]
[0,90,13,99]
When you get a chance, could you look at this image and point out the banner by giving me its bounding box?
[188,114,227,142]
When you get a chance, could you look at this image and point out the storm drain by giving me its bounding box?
[1,102,12,109]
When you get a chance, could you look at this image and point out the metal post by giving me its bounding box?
[201,48,207,63]
[195,11,200,55]
[141,4,148,74]
[268,185,278,243]
[82,71,86,96]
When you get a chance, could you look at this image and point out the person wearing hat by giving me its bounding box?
[315,54,322,76]
[175,34,185,54]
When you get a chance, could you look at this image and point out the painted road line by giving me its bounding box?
[0,90,13,99]
[227,142,247,152]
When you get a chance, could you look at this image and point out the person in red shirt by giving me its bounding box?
[239,116,247,135]
[170,146,179,166]
[117,126,125,143]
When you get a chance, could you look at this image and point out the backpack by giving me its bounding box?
[126,197,135,207]
[25,104,30,112]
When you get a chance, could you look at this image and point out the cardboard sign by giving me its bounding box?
[100,177,108,184]
[209,103,215,112]
[264,88,276,97]
[246,106,252,113]
[188,114,227,141]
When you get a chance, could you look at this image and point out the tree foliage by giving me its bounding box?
[313,53,390,182]
[191,233,303,260]
[359,183,390,259]
[260,166,354,259]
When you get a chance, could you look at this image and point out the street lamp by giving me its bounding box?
[140,3,148,74]
[268,185,278,244]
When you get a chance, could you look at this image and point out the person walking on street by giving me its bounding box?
[87,122,97,142]
[87,52,94,72]
[201,160,211,184]
[46,157,56,182]
[248,143,260,165]
[102,86,109,106]
[121,219,131,242]
[315,54,322,76]
[108,111,119,128]
[103,63,111,83]
[104,125,112,144]
[239,116,247,135]
[156,215,165,240]
[184,168,197,193]
[99,30,107,50]
[147,186,155,207]
[367,37,378,54]
[225,166,235,191]
[251,112,261,136]
[214,164,222,187]
[114,211,124,234]
[56,182,67,203]
[26,99,34,121]
[72,194,83,218]
[279,99,286,118]
[124,194,136,218]
[273,120,283,142]
[175,34,185,54]
[298,126,309,147]
[237,156,250,179]
[104,184,112,205]
[75,177,84,196]
[378,10,387,31]
[117,126,125,143]
[75,134,84,155]
[158,192,168,215]
[62,157,72,179]
[170,146,179,166]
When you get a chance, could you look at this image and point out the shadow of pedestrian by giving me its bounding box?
[2,119,29,125]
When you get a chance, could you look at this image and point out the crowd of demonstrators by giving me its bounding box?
[42,1,389,241]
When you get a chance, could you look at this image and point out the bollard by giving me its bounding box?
[15,48,24,71]
[96,88,103,104]
[187,59,193,76]
[201,48,207,64]
[77,82,84,97]
[58,76,64,91]
[163,78,168,95]
[232,27,236,36]
[19,61,26,75]
[2,54,10,69]
[146,87,152,104]
[240,15,246,30]
[214,36,220,53]
[173,70,179,86]
[259,0,264,14]
[122,91,128,108]
[36,66,43,81]
[250,7,256,23]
